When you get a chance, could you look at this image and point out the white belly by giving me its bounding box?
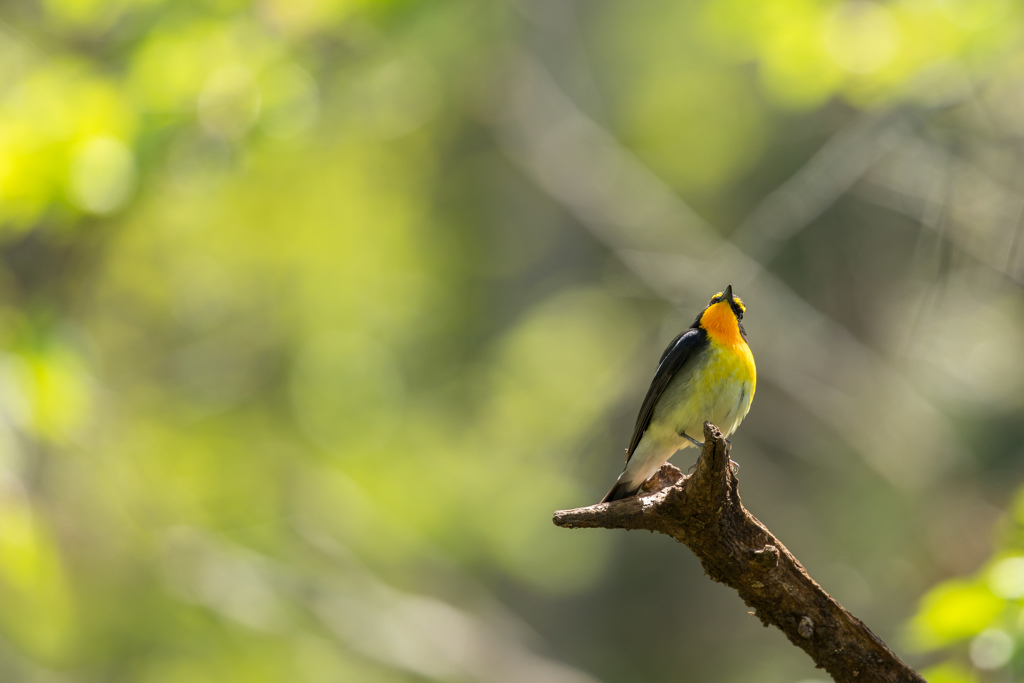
[653,346,754,446]
[617,341,755,491]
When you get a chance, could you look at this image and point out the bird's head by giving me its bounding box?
[697,285,747,343]
[708,284,745,320]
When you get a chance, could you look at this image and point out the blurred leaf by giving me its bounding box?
[0,344,92,443]
[909,580,1003,650]
[919,662,979,683]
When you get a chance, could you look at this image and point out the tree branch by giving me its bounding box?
[554,422,924,683]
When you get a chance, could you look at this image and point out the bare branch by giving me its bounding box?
[554,423,924,683]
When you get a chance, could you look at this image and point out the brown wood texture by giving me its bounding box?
[554,422,925,683]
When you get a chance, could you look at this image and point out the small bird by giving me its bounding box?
[602,285,756,503]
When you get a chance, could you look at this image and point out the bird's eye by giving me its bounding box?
[731,296,746,319]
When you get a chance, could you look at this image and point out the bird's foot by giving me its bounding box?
[679,431,704,449]
[681,431,732,450]
[680,431,738,474]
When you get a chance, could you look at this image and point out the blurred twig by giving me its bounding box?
[730,110,911,263]
[554,423,925,683]
[855,136,1024,286]
[164,525,604,683]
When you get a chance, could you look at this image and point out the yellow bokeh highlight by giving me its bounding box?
[919,662,979,683]
[908,579,1004,649]
[0,345,92,444]
[0,62,137,226]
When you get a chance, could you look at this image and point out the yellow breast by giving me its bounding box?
[699,301,756,396]
[695,338,755,392]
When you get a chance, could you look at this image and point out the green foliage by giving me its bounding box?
[909,488,1024,678]
[919,662,979,683]
[2,0,1024,681]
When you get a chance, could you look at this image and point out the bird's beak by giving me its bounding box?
[723,284,733,303]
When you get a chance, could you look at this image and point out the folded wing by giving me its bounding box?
[625,326,707,462]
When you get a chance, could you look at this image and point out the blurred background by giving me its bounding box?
[1,0,1024,681]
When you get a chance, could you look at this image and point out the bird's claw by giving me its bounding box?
[679,431,704,449]
[680,431,739,475]
[681,431,732,450]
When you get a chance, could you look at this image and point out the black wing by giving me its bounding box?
[624,326,707,462]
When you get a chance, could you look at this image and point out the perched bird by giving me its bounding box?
[601,285,756,503]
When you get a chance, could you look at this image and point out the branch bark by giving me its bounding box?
[554,422,924,683]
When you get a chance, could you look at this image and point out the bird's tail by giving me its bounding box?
[600,480,640,504]
[601,438,676,503]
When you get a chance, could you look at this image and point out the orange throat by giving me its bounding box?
[699,301,746,347]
